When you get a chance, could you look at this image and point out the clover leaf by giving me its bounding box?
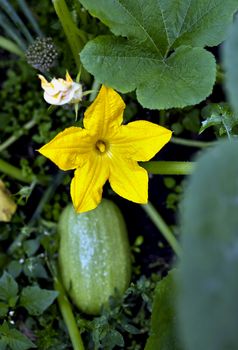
[80,0,238,110]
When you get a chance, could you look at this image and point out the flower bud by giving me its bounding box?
[38,72,83,105]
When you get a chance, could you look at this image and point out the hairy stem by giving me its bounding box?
[0,158,34,183]
[89,80,101,102]
[142,161,194,175]
[171,137,216,148]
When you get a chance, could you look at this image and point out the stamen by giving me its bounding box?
[95,140,107,153]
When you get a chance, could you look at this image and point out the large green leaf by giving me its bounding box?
[80,0,238,109]
[145,271,182,350]
[81,38,215,109]
[222,16,238,116]
[178,141,238,350]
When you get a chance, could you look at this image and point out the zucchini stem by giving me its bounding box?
[142,161,194,175]
[0,158,34,183]
[171,137,217,148]
[142,201,182,258]
[54,276,85,350]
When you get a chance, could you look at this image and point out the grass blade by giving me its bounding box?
[0,10,27,50]
[0,0,34,43]
[17,0,43,37]
[0,36,24,56]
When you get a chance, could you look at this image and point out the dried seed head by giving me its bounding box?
[25,37,58,72]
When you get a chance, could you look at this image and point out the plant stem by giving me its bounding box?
[0,158,49,184]
[159,110,167,126]
[0,119,36,152]
[28,171,65,224]
[52,0,90,83]
[54,276,85,350]
[142,201,182,257]
[52,0,82,69]
[142,161,194,175]
[0,158,34,183]
[216,64,225,84]
[171,137,216,148]
[89,80,101,102]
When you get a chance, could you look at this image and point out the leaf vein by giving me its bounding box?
[175,1,218,45]
[172,0,193,46]
[116,0,162,57]
[155,0,170,49]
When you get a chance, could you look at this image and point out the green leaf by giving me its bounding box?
[0,321,36,350]
[19,285,58,316]
[23,258,48,279]
[200,114,223,133]
[80,0,238,109]
[223,16,238,116]
[16,182,35,205]
[23,239,40,257]
[0,271,18,307]
[102,329,124,348]
[178,141,238,350]
[0,302,9,318]
[82,38,215,109]
[7,260,22,278]
[145,271,182,350]
[200,103,238,136]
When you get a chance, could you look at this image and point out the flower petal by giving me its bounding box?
[70,83,83,103]
[53,78,71,92]
[66,83,83,104]
[66,71,73,82]
[43,91,63,105]
[70,155,109,213]
[83,85,125,138]
[38,74,58,95]
[109,156,148,204]
[38,127,92,171]
[111,121,172,162]
[38,74,50,88]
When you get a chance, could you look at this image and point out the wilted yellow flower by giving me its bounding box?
[38,71,83,105]
[0,180,17,222]
[38,86,172,213]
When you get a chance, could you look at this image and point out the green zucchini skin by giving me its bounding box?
[58,199,131,315]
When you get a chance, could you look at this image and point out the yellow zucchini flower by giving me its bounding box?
[38,71,83,105]
[38,86,172,213]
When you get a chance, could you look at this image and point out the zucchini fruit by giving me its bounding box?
[58,199,131,315]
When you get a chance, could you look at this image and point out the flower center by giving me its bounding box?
[95,140,107,154]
